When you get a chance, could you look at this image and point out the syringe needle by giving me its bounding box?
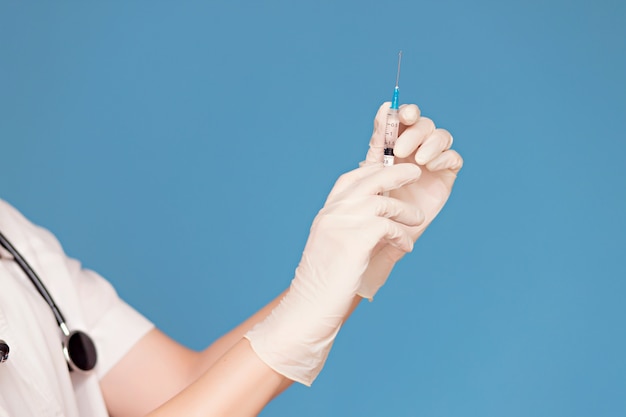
[395,51,402,88]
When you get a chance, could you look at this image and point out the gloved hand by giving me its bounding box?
[245,163,425,386]
[357,102,463,299]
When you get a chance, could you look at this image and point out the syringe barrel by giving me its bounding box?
[383,107,399,167]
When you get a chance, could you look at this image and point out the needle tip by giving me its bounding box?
[395,51,403,87]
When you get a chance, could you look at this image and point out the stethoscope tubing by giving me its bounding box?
[0,231,67,329]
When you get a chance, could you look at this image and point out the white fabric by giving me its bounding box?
[0,200,154,417]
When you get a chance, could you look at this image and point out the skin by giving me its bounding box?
[101,294,361,417]
[100,102,463,417]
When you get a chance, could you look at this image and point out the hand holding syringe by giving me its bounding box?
[356,52,463,298]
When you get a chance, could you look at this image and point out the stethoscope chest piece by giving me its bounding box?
[0,339,9,363]
[64,330,97,372]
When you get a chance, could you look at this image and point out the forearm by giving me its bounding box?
[145,338,286,417]
[191,291,362,382]
[146,296,362,417]
[189,290,288,381]
[102,291,360,417]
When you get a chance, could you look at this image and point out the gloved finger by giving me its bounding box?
[362,102,391,165]
[325,165,380,204]
[414,128,454,165]
[317,213,414,253]
[375,218,415,253]
[394,117,436,158]
[425,149,464,173]
[345,163,422,199]
[354,216,414,254]
[398,104,420,126]
[372,196,425,226]
[326,195,425,227]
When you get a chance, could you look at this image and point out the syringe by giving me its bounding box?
[383,51,403,167]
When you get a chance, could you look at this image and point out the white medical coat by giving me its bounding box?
[0,200,154,416]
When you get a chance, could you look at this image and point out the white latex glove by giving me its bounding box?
[245,163,425,386]
[357,102,463,299]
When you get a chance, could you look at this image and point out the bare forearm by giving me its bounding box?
[102,291,361,417]
[146,296,362,417]
[194,292,362,377]
[101,291,289,417]
[189,290,288,381]
[146,338,286,417]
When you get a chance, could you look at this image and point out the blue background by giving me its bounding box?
[2,1,625,416]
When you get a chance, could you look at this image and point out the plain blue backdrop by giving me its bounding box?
[2,1,625,416]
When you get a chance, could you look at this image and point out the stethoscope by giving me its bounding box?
[0,230,97,372]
